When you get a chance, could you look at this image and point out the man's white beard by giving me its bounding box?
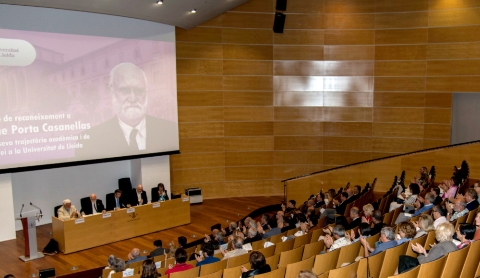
[113,96,147,125]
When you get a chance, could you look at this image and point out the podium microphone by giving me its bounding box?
[30,202,43,218]
[20,204,24,218]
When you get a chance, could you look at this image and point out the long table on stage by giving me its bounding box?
[52,197,191,254]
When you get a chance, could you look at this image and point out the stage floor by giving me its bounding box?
[0,196,283,277]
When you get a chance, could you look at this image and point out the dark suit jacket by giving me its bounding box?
[467,199,479,211]
[130,189,148,206]
[151,189,169,203]
[76,115,178,160]
[149,247,170,257]
[346,217,361,230]
[81,199,105,215]
[106,194,128,211]
[336,201,348,216]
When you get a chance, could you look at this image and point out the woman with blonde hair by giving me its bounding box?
[414,214,435,238]
[362,203,374,223]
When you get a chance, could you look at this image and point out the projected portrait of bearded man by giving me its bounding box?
[76,62,178,160]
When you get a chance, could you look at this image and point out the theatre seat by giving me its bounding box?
[54,205,62,218]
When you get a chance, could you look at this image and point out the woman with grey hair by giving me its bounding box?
[107,257,132,278]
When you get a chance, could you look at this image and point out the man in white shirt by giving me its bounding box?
[221,236,248,260]
[447,199,468,221]
[324,225,351,252]
[433,204,448,228]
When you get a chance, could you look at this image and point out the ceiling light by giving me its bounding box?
[190,9,196,13]
[156,0,163,4]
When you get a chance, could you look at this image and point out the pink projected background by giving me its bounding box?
[0,28,178,168]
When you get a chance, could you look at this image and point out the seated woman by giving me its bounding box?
[396,221,416,244]
[475,211,480,240]
[398,222,457,274]
[240,251,271,277]
[362,204,374,223]
[153,183,169,202]
[165,248,193,277]
[414,214,435,238]
[141,259,159,278]
[389,183,420,212]
[415,222,457,263]
[107,257,132,278]
[456,223,476,249]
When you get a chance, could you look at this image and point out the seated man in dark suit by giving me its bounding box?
[465,188,479,211]
[345,207,361,230]
[149,240,170,257]
[81,193,106,215]
[106,189,129,211]
[131,184,148,206]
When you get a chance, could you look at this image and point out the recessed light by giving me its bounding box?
[156,0,163,4]
[190,9,196,13]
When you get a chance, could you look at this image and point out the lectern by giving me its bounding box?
[16,204,44,261]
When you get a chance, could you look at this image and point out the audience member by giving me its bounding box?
[165,248,193,277]
[368,210,386,235]
[413,214,435,238]
[242,227,262,244]
[432,204,448,228]
[105,254,116,269]
[346,222,372,243]
[447,198,469,221]
[345,207,361,230]
[127,248,147,265]
[474,211,480,240]
[464,188,480,211]
[149,240,169,257]
[260,214,270,230]
[360,226,397,257]
[456,223,476,249]
[107,257,132,278]
[395,193,435,224]
[296,270,317,278]
[222,236,248,260]
[195,243,220,267]
[140,259,159,278]
[396,221,416,244]
[441,179,458,199]
[474,182,480,203]
[362,203,374,223]
[57,199,79,220]
[414,222,457,263]
[389,183,420,211]
[259,218,283,239]
[4,275,15,278]
[324,225,351,252]
[314,192,325,208]
[430,187,443,205]
[240,251,271,277]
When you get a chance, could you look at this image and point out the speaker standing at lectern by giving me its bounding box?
[57,199,79,221]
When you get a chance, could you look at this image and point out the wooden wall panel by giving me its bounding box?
[374,61,426,76]
[324,45,375,60]
[225,137,274,151]
[224,122,273,136]
[375,12,429,29]
[324,30,375,45]
[429,8,480,27]
[224,107,274,121]
[323,137,372,151]
[373,92,426,107]
[274,107,323,122]
[324,14,375,29]
[372,123,424,138]
[274,91,323,107]
[375,29,428,45]
[323,122,373,137]
[284,14,324,29]
[273,122,323,135]
[225,151,274,166]
[223,60,273,75]
[224,91,273,106]
[173,0,480,199]
[374,108,425,123]
[170,153,225,169]
[274,151,323,165]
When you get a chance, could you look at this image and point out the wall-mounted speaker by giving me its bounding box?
[273,12,286,33]
[276,0,287,11]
